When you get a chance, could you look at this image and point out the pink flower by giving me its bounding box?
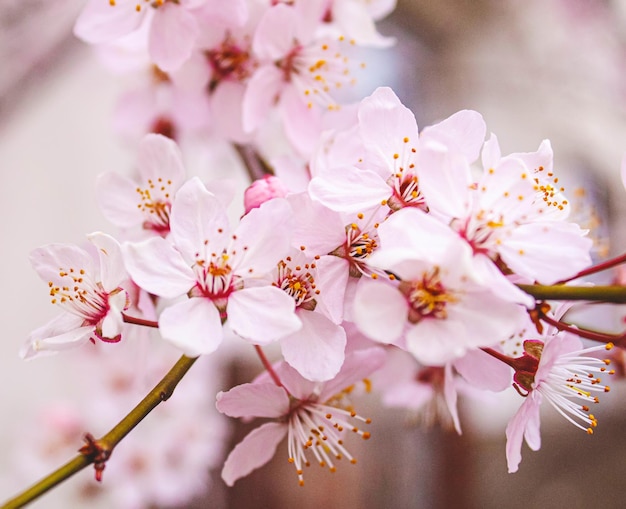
[97,134,186,237]
[215,347,386,486]
[417,135,592,291]
[21,233,130,359]
[309,86,486,214]
[352,207,524,365]
[270,249,347,381]
[243,2,358,153]
[123,178,301,355]
[504,334,614,473]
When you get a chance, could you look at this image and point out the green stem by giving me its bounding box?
[517,284,626,303]
[1,355,198,509]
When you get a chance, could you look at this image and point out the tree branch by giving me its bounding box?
[1,354,198,509]
[517,284,626,303]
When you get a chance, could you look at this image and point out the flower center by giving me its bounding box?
[206,36,254,90]
[275,257,319,310]
[279,36,359,110]
[401,267,454,323]
[136,178,174,234]
[49,267,109,323]
[330,215,380,278]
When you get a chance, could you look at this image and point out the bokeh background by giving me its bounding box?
[1,1,626,508]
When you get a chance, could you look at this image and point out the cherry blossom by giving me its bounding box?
[21,233,130,359]
[352,207,524,365]
[309,86,486,214]
[216,347,385,486]
[97,133,186,237]
[123,178,301,355]
[417,136,593,291]
[269,249,347,381]
[503,334,614,473]
[243,1,360,153]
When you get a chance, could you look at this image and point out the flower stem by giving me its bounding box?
[233,143,273,182]
[254,345,284,389]
[559,252,626,283]
[517,284,626,303]
[122,313,159,328]
[0,355,198,509]
[538,312,626,346]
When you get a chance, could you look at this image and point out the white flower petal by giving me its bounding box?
[159,298,223,356]
[281,310,346,382]
[228,287,301,344]
[123,237,196,298]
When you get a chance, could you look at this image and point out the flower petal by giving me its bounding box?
[353,278,407,344]
[221,422,287,486]
[170,177,230,264]
[280,310,346,382]
[149,3,198,72]
[227,287,301,344]
[88,232,126,292]
[159,298,223,356]
[216,383,289,419]
[123,237,196,298]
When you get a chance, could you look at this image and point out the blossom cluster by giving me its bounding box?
[13,0,623,506]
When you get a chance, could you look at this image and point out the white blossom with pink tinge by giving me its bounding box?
[123,178,301,355]
[504,333,614,473]
[353,207,524,365]
[309,86,486,214]
[416,135,593,296]
[22,233,130,359]
[74,0,248,72]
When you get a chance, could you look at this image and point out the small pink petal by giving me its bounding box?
[242,65,283,133]
[280,310,346,382]
[353,278,407,344]
[421,109,486,163]
[221,422,287,486]
[74,0,145,44]
[308,166,389,213]
[216,383,289,418]
[96,172,145,228]
[252,4,296,60]
[87,232,126,292]
[137,133,186,184]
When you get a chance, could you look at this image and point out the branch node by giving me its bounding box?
[78,433,111,482]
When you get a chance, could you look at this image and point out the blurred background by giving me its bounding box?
[1,0,626,508]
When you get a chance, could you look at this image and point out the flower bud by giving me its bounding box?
[243,175,288,213]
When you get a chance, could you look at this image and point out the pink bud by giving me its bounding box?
[243,175,288,213]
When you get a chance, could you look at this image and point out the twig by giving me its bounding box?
[1,354,198,509]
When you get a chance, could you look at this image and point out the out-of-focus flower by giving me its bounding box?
[97,134,186,238]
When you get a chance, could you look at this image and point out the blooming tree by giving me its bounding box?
[4,1,626,508]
